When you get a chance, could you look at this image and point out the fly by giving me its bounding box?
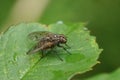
[27,31,71,61]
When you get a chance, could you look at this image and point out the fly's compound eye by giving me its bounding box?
[58,35,67,43]
[60,35,66,40]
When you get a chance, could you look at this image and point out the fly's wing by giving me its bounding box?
[27,40,43,55]
[26,45,42,54]
[27,31,53,54]
[28,31,52,41]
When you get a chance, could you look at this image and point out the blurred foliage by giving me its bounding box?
[0,0,16,29]
[86,68,120,80]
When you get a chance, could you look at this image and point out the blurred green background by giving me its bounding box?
[0,0,120,79]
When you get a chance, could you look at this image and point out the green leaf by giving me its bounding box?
[0,22,102,80]
[86,68,120,80]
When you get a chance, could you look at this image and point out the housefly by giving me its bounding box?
[27,31,71,61]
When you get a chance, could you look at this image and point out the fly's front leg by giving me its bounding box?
[57,44,71,55]
[65,43,71,49]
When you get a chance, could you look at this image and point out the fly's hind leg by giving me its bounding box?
[40,50,45,60]
[52,50,63,61]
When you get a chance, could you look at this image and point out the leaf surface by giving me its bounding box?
[0,23,101,80]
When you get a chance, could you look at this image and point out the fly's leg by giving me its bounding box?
[57,44,71,55]
[40,50,45,60]
[65,44,71,49]
[52,50,63,61]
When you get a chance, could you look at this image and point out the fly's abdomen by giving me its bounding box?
[41,42,55,50]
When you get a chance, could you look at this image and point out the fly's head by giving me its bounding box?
[57,34,67,44]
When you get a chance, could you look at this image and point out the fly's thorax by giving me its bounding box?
[39,34,67,44]
[53,34,67,44]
